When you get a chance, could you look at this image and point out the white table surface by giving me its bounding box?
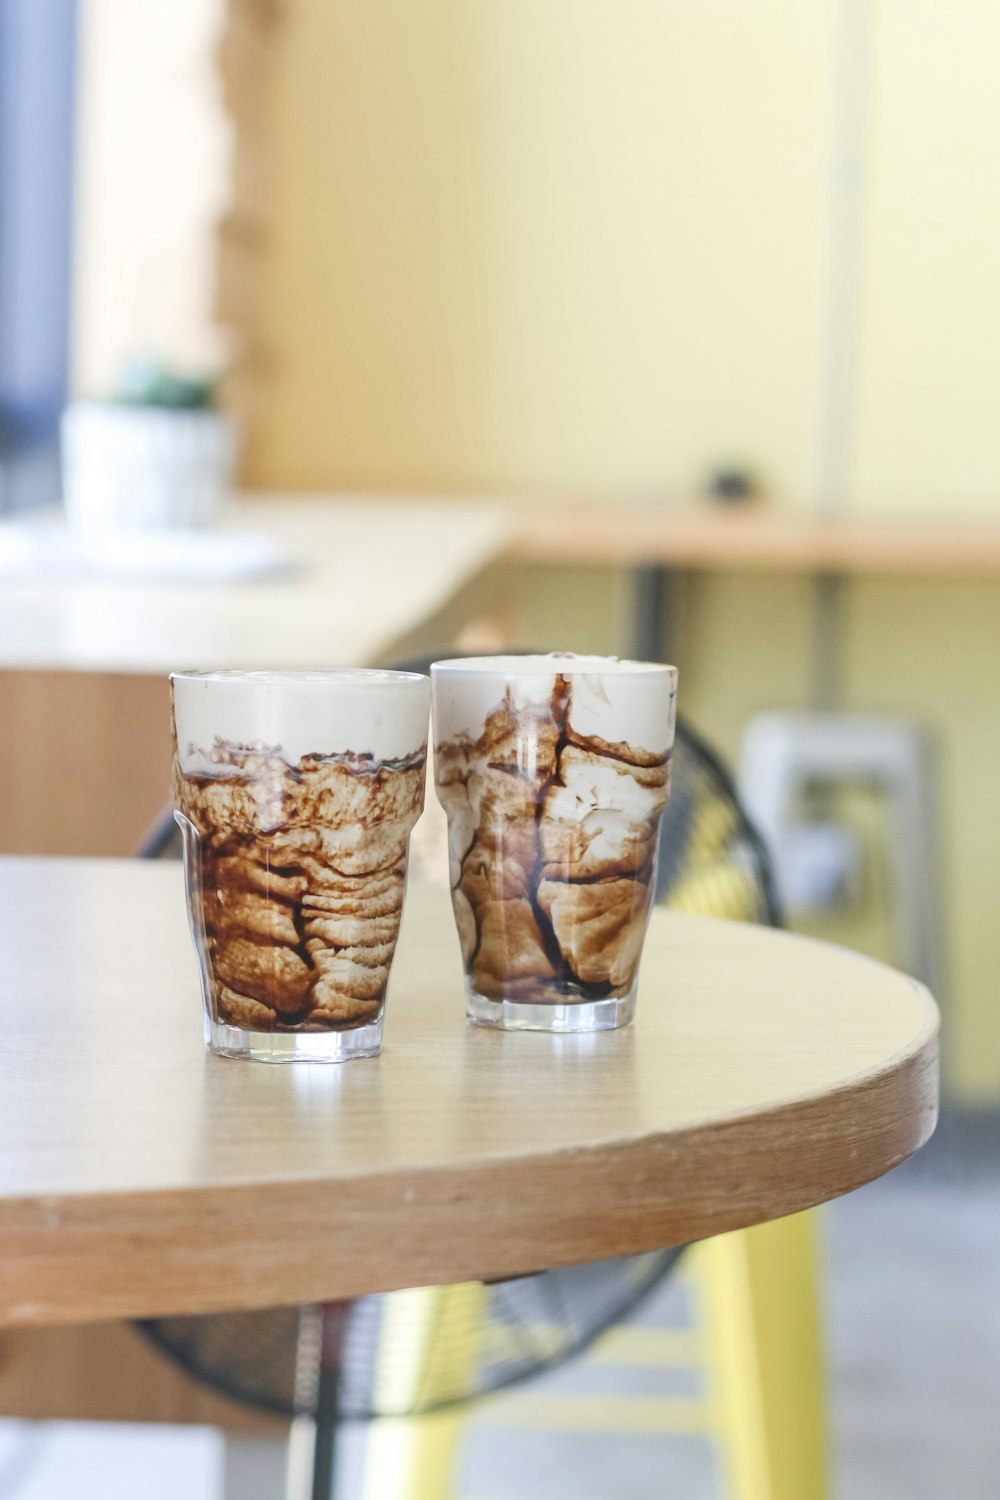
[0,496,512,674]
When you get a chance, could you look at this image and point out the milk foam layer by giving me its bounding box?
[431,655,676,759]
[172,669,430,773]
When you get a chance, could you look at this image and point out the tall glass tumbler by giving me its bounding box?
[431,654,677,1032]
[171,669,430,1062]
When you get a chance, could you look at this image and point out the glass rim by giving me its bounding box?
[430,653,677,677]
[170,667,428,687]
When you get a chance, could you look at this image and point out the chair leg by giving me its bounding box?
[359,1407,468,1500]
[693,1211,828,1500]
[885,731,943,999]
[360,1283,487,1500]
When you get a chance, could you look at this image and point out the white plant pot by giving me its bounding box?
[61,401,237,533]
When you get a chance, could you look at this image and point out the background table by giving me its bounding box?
[0,857,938,1329]
[514,504,1000,577]
[9,495,1000,857]
[514,502,1000,681]
[0,497,511,857]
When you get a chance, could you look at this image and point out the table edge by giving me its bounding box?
[0,999,939,1327]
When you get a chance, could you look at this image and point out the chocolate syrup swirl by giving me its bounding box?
[435,675,670,1005]
[174,742,426,1033]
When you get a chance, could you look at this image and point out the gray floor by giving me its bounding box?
[452,1107,1000,1500]
[0,1110,995,1498]
[827,1109,1000,1500]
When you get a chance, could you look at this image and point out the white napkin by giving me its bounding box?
[0,520,297,582]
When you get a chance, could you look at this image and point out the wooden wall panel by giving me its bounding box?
[0,1321,283,1433]
[0,672,172,857]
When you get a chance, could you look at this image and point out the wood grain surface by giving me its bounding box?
[0,859,938,1328]
[0,670,172,856]
[513,505,1000,576]
[0,1321,286,1433]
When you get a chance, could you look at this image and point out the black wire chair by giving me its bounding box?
[138,689,778,1497]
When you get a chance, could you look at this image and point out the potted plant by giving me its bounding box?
[61,360,237,532]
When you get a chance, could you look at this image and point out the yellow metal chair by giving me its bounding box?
[359,1222,826,1500]
[362,720,828,1500]
[695,1213,826,1500]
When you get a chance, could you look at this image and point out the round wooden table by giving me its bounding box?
[0,859,938,1328]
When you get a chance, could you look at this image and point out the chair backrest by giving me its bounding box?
[660,718,781,926]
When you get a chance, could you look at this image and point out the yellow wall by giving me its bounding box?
[855,0,1000,515]
[248,0,1000,516]
[71,0,230,395]
[238,1,1000,1097]
[247,0,832,500]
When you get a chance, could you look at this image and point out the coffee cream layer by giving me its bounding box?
[432,657,677,1005]
[172,671,429,1034]
[173,668,430,774]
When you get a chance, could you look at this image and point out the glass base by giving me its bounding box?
[465,983,637,1033]
[207,1016,383,1062]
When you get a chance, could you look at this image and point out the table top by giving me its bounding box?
[0,496,511,674]
[0,858,938,1328]
[514,504,1000,577]
[4,496,997,681]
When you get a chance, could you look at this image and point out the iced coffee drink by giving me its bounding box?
[171,669,430,1061]
[431,655,677,1032]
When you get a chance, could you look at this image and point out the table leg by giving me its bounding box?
[632,565,678,663]
[222,1435,290,1499]
[308,1304,349,1500]
[809,573,847,712]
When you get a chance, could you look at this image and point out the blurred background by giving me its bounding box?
[1,0,998,1497]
